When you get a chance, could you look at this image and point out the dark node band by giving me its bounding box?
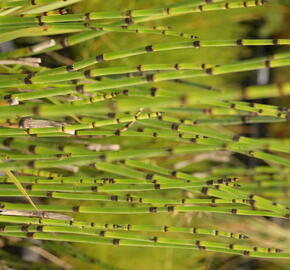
[150,87,157,96]
[91,186,98,192]
[36,225,43,232]
[3,137,13,147]
[171,123,179,130]
[265,59,271,68]
[76,85,84,93]
[205,68,213,74]
[72,206,80,212]
[96,54,104,62]
[84,70,91,78]
[66,65,74,72]
[146,74,155,82]
[113,239,120,245]
[154,184,161,189]
[171,171,177,177]
[28,160,35,168]
[232,135,240,142]
[85,13,91,21]
[28,145,36,154]
[145,45,154,52]
[124,17,134,25]
[236,39,243,46]
[193,40,201,48]
[24,77,32,85]
[206,180,214,185]
[27,232,34,238]
[21,225,29,232]
[151,236,158,242]
[146,174,154,180]
[36,16,45,26]
[99,230,106,236]
[125,10,132,17]
[149,207,157,213]
[122,89,129,95]
[231,209,237,214]
[111,195,118,201]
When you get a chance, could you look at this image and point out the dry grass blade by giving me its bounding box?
[4,170,39,212]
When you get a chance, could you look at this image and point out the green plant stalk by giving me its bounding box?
[105,160,288,213]
[0,201,286,218]
[0,62,211,87]
[20,0,81,15]
[211,166,290,175]
[0,136,288,170]
[0,175,214,185]
[0,145,225,170]
[5,56,290,103]
[0,112,161,136]
[2,38,290,87]
[140,119,290,165]
[2,80,290,119]
[0,0,267,59]
[205,100,289,119]
[148,116,289,153]
[111,161,290,215]
[0,0,67,8]
[0,0,256,25]
[0,214,248,239]
[0,177,237,192]
[26,39,290,78]
[0,190,255,209]
[0,224,280,255]
[0,231,289,259]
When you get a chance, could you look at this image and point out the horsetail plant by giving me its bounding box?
[0,0,290,269]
